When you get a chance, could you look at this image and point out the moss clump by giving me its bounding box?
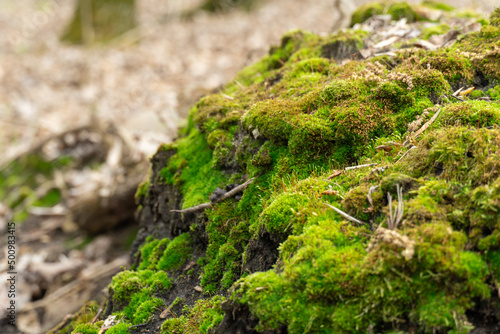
[421,1,454,12]
[109,269,171,323]
[51,302,100,334]
[437,100,500,128]
[160,124,229,209]
[351,1,420,26]
[135,179,150,202]
[156,233,192,271]
[134,297,165,324]
[488,85,500,100]
[161,296,225,334]
[105,323,130,334]
[72,324,99,334]
[421,23,451,39]
[136,234,192,272]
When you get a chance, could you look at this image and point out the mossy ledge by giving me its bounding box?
[72,3,500,334]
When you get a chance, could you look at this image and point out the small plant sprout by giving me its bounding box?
[387,184,404,230]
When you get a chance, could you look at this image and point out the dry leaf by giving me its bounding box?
[326,170,343,179]
[375,145,393,153]
[184,261,196,271]
[321,189,339,196]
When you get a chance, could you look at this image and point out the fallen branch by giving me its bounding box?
[323,202,366,225]
[171,177,256,214]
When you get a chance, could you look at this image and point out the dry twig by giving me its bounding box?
[396,145,417,164]
[367,185,379,210]
[323,202,366,225]
[387,184,404,230]
[171,177,255,214]
[345,163,377,171]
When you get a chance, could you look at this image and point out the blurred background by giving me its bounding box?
[0,0,496,333]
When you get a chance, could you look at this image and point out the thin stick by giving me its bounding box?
[367,185,379,208]
[323,202,366,225]
[345,163,377,171]
[171,177,256,214]
[396,146,417,164]
[91,308,103,326]
[402,108,442,147]
[452,87,464,97]
[413,108,441,139]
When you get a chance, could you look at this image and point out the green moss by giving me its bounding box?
[351,1,420,26]
[257,192,313,235]
[421,52,474,84]
[480,25,500,39]
[161,296,225,334]
[156,233,192,271]
[105,323,130,334]
[72,324,99,334]
[421,23,450,39]
[134,297,164,324]
[160,125,229,209]
[137,238,162,270]
[135,179,150,202]
[421,1,454,12]
[437,100,500,128]
[109,269,171,322]
[487,85,500,100]
[235,220,489,333]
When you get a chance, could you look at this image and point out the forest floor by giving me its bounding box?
[0,0,496,333]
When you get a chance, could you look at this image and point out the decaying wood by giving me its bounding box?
[171,177,256,214]
[323,202,366,225]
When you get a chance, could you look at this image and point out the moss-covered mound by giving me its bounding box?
[72,3,500,334]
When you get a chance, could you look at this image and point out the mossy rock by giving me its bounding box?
[73,3,500,334]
